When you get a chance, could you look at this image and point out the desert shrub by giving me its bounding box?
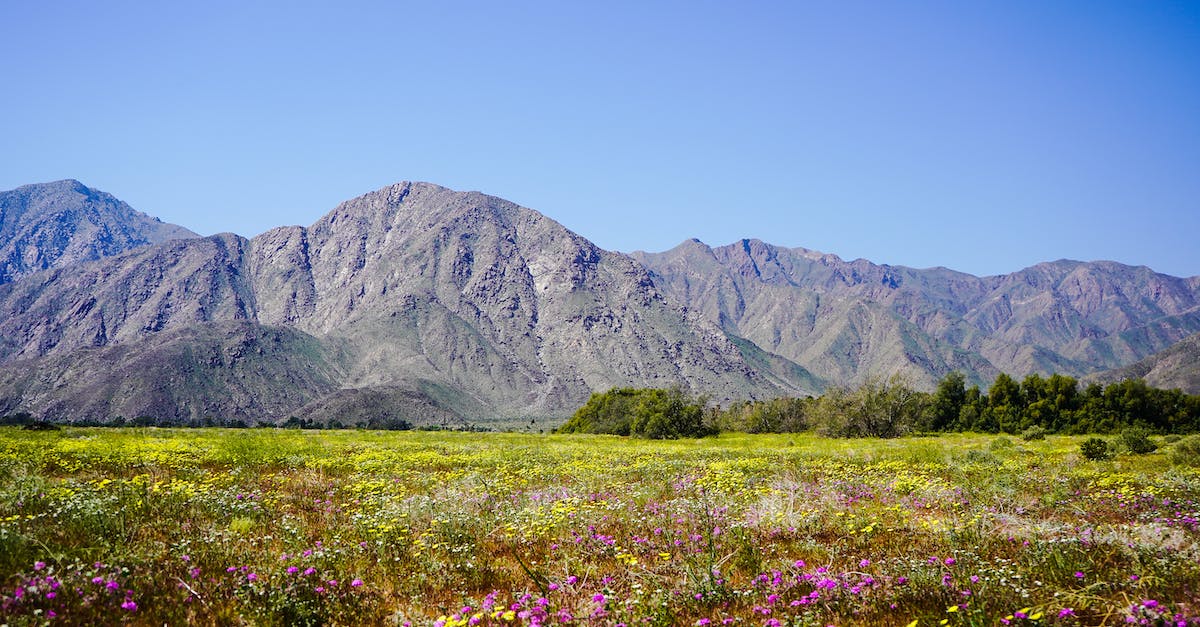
[558,387,714,439]
[1169,436,1200,467]
[1020,425,1047,441]
[1117,427,1158,454]
[809,374,927,438]
[1080,437,1113,461]
[989,436,1015,451]
[628,388,715,439]
[962,449,1001,466]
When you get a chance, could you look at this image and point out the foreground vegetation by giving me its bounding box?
[1,428,1198,625]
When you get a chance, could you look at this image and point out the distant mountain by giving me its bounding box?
[1,179,1195,426]
[0,182,810,425]
[0,180,196,284]
[1086,332,1200,394]
[633,239,1200,389]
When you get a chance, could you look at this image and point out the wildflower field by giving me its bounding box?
[0,428,1197,626]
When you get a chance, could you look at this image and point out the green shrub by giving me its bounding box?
[1163,434,1182,444]
[557,387,714,439]
[1080,437,1113,461]
[989,436,1015,451]
[1117,427,1158,454]
[1169,436,1200,467]
[1020,425,1047,441]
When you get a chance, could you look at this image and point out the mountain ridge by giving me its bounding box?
[0,181,813,425]
[0,179,197,285]
[0,179,1195,425]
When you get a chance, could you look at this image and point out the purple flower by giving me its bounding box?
[287,567,299,575]
[1074,571,1085,579]
[106,580,120,591]
[247,573,258,582]
[1059,608,1076,618]
[945,557,956,566]
[351,579,363,587]
[593,593,606,603]
[303,567,316,576]
[33,561,46,571]
[121,600,138,611]
[860,559,871,568]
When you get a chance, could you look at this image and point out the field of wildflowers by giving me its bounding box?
[0,428,1196,625]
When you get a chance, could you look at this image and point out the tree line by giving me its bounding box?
[558,374,1200,439]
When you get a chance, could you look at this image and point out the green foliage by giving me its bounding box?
[809,374,928,438]
[711,397,810,433]
[628,388,715,439]
[1117,427,1158,454]
[557,387,714,439]
[1020,425,1047,441]
[1080,437,1113,461]
[1170,435,1200,466]
[927,372,965,431]
[988,436,1015,451]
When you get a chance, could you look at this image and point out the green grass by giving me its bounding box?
[0,428,1196,625]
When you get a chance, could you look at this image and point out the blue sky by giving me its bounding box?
[2,1,1198,277]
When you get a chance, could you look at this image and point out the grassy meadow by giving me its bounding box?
[0,428,1197,626]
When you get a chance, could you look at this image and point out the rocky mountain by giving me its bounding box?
[633,239,1200,389]
[1087,331,1200,394]
[0,182,811,425]
[0,180,197,284]
[1,179,1194,426]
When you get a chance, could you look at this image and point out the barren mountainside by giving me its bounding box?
[0,179,197,284]
[0,179,1194,426]
[633,239,1200,389]
[1086,331,1200,394]
[0,181,809,425]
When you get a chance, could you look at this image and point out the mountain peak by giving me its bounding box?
[0,180,198,284]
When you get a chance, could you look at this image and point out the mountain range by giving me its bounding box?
[0,179,1196,426]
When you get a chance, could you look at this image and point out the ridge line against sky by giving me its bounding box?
[2,1,1197,277]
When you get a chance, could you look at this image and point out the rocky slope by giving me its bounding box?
[0,180,197,284]
[0,182,810,425]
[633,239,1200,389]
[1,179,1195,425]
[1086,331,1200,394]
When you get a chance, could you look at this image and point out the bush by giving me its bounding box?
[989,436,1015,451]
[1080,438,1113,461]
[809,374,927,438]
[1117,427,1158,454]
[1020,425,1047,441]
[1163,434,1182,444]
[1170,436,1200,467]
[557,387,714,439]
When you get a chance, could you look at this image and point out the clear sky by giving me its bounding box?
[2,1,1198,277]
